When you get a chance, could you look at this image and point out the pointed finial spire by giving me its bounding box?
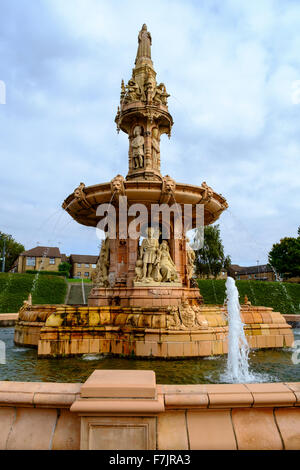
[135,23,152,65]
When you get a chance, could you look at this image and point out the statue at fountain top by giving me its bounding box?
[135,24,152,63]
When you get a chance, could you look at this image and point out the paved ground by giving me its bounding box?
[65,283,93,305]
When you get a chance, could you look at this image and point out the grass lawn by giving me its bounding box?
[0,273,67,313]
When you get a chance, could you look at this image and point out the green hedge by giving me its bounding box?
[0,273,67,313]
[25,270,68,277]
[197,279,300,315]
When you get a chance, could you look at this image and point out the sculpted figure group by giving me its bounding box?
[135,228,179,284]
[92,236,110,287]
[122,78,169,107]
[166,301,209,331]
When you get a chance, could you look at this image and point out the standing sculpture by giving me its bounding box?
[132,126,145,169]
[156,240,178,282]
[92,236,110,287]
[140,227,159,281]
[152,128,160,168]
[136,24,152,62]
[186,238,196,280]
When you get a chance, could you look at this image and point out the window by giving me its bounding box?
[77,272,81,277]
[26,257,36,267]
[92,264,96,269]
[84,272,89,277]
[77,264,81,268]
[49,258,55,265]
[85,264,90,268]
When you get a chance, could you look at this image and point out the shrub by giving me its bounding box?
[197,279,300,315]
[0,273,67,313]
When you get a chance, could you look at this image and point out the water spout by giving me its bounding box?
[224,277,252,382]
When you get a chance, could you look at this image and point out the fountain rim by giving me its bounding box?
[62,179,228,228]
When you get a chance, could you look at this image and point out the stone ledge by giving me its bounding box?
[0,382,81,408]
[70,395,165,415]
[80,370,156,399]
[244,383,296,407]
[0,313,19,326]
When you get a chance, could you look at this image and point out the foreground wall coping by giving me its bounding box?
[0,381,81,407]
[0,314,19,319]
[0,377,299,409]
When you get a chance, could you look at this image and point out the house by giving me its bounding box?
[231,264,276,281]
[69,254,99,279]
[16,246,67,273]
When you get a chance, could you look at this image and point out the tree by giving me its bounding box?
[268,231,300,278]
[0,232,25,272]
[194,224,231,278]
[58,261,71,277]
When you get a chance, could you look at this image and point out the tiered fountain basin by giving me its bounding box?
[14,304,59,348]
[63,180,228,228]
[14,303,294,358]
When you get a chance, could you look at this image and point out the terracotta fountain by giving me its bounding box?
[14,25,293,358]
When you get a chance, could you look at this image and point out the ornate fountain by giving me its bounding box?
[14,25,293,358]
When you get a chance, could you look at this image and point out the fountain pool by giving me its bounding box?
[0,327,299,384]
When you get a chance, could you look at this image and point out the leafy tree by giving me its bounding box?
[0,232,25,272]
[194,224,231,278]
[268,231,300,278]
[58,261,71,277]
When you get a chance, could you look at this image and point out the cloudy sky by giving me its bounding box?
[0,0,299,265]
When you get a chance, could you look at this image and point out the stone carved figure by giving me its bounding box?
[124,79,142,103]
[92,236,110,287]
[153,83,170,106]
[19,294,32,317]
[111,174,126,197]
[152,128,160,168]
[201,181,214,203]
[73,182,91,209]
[132,126,145,169]
[160,175,176,204]
[136,24,152,62]
[193,304,209,327]
[166,306,182,330]
[186,238,196,280]
[140,227,159,280]
[145,72,155,104]
[134,245,144,281]
[179,300,197,329]
[156,240,178,282]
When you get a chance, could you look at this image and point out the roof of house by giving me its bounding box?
[20,246,62,258]
[69,254,99,264]
[231,264,273,275]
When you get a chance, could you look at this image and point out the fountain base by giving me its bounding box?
[14,303,294,358]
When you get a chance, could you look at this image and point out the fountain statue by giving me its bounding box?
[14,25,294,359]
